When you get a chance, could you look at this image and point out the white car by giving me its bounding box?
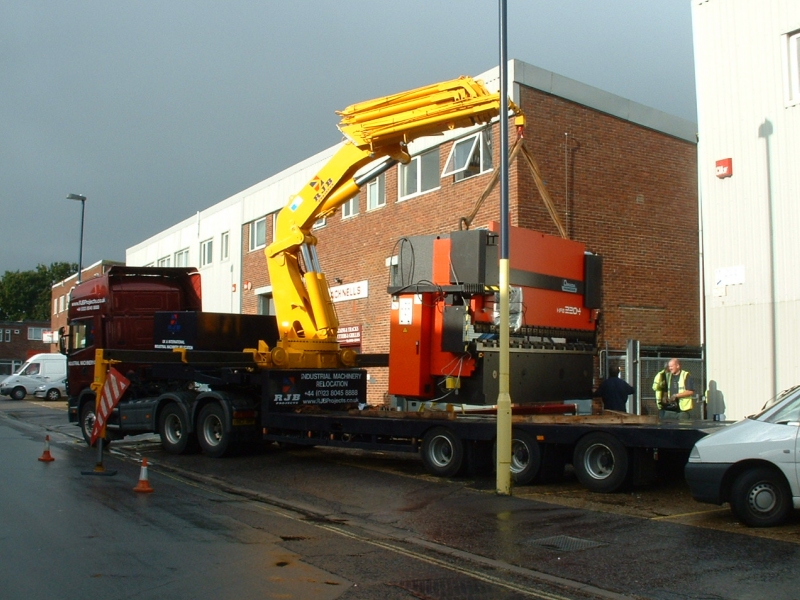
[685,385,800,527]
[34,377,67,401]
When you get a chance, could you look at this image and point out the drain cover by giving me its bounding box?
[526,535,606,552]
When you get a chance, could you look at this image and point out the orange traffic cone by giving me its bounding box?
[38,435,55,462]
[133,458,154,493]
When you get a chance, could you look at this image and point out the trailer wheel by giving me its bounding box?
[510,430,542,485]
[197,403,232,458]
[159,403,197,455]
[10,386,26,401]
[493,430,542,485]
[421,427,464,477]
[730,467,792,527]
[573,432,629,493]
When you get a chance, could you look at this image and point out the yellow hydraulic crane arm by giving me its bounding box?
[264,76,520,368]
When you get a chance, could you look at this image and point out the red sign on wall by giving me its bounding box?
[715,158,733,178]
[337,325,362,347]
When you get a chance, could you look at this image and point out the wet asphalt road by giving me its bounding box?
[4,397,800,599]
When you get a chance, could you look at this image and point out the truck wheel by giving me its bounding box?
[197,403,232,458]
[79,400,110,448]
[45,388,61,401]
[730,467,791,527]
[159,403,197,455]
[421,427,464,477]
[11,387,26,401]
[573,432,629,493]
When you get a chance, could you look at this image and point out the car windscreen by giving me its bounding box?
[752,385,800,423]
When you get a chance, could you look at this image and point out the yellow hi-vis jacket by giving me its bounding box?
[653,370,668,406]
[666,370,693,412]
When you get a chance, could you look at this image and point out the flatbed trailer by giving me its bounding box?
[69,347,716,493]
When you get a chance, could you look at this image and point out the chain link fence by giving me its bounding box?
[600,344,706,419]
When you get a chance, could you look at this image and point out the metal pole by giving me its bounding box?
[67,194,87,283]
[495,0,512,496]
[78,198,85,283]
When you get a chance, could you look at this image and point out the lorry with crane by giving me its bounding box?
[63,76,713,493]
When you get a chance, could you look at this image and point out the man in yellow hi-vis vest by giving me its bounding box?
[664,358,695,421]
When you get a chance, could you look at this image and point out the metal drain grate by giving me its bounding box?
[525,535,606,552]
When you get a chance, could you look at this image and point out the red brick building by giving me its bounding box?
[236,62,699,403]
[0,320,52,376]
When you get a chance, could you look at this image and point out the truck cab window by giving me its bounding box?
[70,322,94,351]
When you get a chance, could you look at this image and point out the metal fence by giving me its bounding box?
[599,342,706,419]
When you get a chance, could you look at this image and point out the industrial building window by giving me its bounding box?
[27,327,44,341]
[200,239,213,267]
[785,30,800,106]
[442,130,492,181]
[59,295,65,313]
[4,330,10,343]
[249,217,267,251]
[258,293,275,316]
[157,256,171,267]
[53,299,58,316]
[342,193,359,219]
[367,173,386,210]
[221,231,230,261]
[174,248,189,267]
[312,217,326,230]
[398,148,440,201]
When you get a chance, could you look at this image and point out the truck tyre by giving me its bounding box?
[573,432,629,493]
[492,430,542,485]
[45,388,61,401]
[510,430,541,485]
[730,467,792,527]
[159,403,197,455]
[11,386,26,401]
[79,399,110,448]
[197,403,232,458]
[421,427,464,478]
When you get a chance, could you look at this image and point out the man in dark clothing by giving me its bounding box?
[594,366,635,412]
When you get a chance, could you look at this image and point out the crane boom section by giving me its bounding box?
[266,76,513,368]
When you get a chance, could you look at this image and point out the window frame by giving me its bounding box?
[157,256,171,268]
[174,248,189,267]
[341,193,359,219]
[249,217,267,252]
[442,130,493,182]
[784,29,800,107]
[221,231,230,261]
[200,238,214,268]
[27,327,44,341]
[398,148,440,201]
[367,173,386,211]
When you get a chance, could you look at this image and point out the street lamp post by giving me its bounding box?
[67,193,86,283]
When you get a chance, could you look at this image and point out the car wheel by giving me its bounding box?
[159,403,197,455]
[45,388,61,401]
[11,387,26,401]
[730,467,792,527]
[573,432,630,493]
[197,403,232,458]
[421,427,464,478]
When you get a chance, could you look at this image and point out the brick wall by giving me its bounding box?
[0,320,52,369]
[241,83,700,404]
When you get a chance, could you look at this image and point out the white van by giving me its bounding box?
[0,353,67,400]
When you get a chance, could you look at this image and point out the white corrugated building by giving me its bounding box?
[693,0,800,419]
